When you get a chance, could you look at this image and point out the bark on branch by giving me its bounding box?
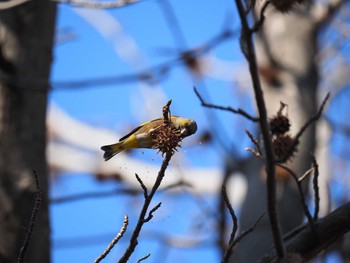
[260,202,350,262]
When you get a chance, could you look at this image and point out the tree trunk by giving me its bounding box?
[0,1,56,262]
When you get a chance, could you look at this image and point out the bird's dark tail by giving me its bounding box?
[101,143,123,161]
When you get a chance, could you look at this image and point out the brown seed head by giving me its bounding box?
[272,134,297,162]
[151,124,182,156]
[269,115,291,135]
[269,102,291,135]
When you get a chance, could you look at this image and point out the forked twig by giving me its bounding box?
[144,202,162,222]
[251,1,271,33]
[222,213,264,263]
[245,130,263,158]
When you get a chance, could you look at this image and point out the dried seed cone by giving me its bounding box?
[272,134,297,162]
[151,124,182,156]
[269,114,291,135]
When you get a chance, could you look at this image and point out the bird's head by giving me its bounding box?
[173,117,198,138]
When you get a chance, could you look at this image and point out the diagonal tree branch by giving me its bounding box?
[260,202,350,262]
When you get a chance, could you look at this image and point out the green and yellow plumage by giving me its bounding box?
[101,116,197,161]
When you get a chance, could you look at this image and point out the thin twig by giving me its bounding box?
[135,173,148,199]
[232,213,264,247]
[136,253,151,262]
[222,213,264,263]
[276,164,315,228]
[312,156,320,221]
[251,1,271,33]
[295,92,330,144]
[144,202,162,222]
[222,185,238,244]
[221,185,238,263]
[234,0,285,258]
[298,167,315,183]
[18,170,42,263]
[163,99,172,122]
[245,0,256,14]
[194,87,259,122]
[94,215,129,263]
[245,130,263,157]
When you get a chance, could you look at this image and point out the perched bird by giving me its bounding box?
[101,116,197,161]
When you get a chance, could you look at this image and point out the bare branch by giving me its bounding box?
[245,130,263,158]
[18,170,42,263]
[245,0,257,14]
[143,202,162,223]
[221,185,238,263]
[53,0,141,9]
[162,99,172,123]
[136,253,151,263]
[251,1,271,33]
[135,173,148,199]
[260,202,350,262]
[312,157,320,221]
[298,167,314,183]
[276,164,315,229]
[295,92,330,143]
[194,87,259,122]
[234,0,284,257]
[94,215,129,263]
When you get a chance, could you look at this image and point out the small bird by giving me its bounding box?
[101,116,197,161]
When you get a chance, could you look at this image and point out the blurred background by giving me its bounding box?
[42,0,350,262]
